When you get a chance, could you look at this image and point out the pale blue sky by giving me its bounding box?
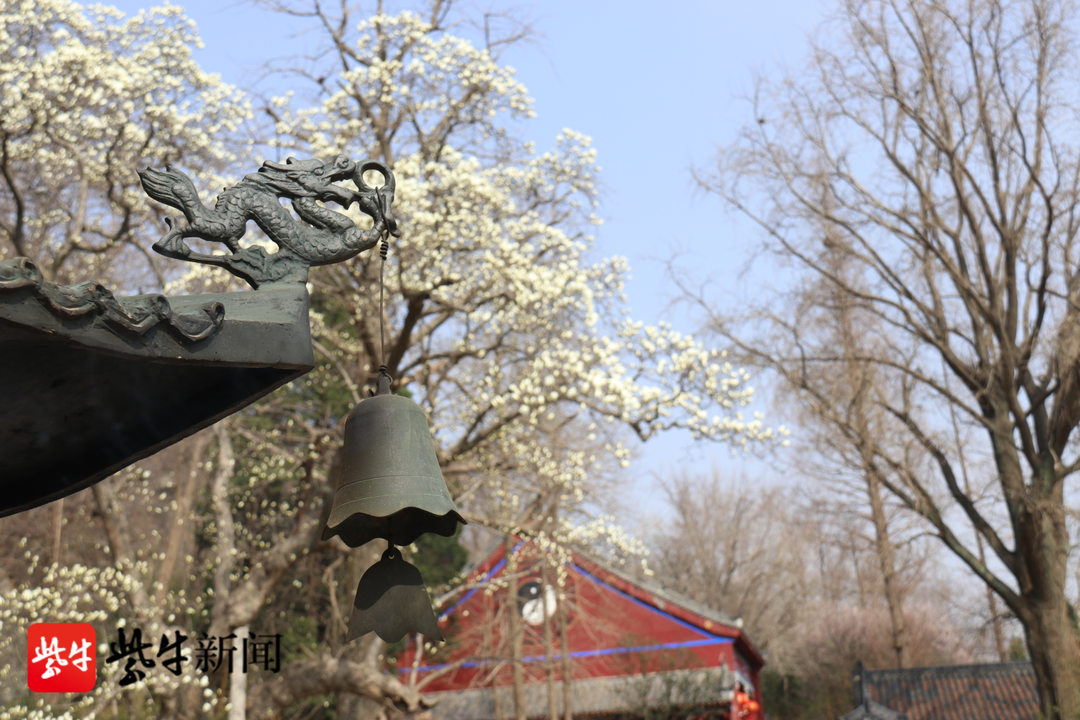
[109,0,830,516]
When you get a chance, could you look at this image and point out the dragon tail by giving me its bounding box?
[138,166,205,221]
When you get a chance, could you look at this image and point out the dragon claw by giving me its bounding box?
[153,234,191,259]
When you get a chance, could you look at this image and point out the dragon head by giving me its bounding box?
[253,155,399,236]
[256,155,357,207]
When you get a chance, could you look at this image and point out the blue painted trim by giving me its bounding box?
[569,564,724,640]
[401,637,732,675]
[540,637,732,662]
[438,558,504,621]
[437,541,525,621]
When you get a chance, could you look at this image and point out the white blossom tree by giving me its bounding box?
[258,4,776,523]
[237,7,777,716]
[0,0,250,287]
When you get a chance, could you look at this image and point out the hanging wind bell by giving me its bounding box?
[324,368,465,643]
[322,197,464,643]
[322,371,465,549]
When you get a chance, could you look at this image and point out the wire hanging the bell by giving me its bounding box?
[321,176,464,642]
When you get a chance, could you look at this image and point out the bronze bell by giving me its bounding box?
[322,380,465,548]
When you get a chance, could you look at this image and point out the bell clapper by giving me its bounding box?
[347,542,444,644]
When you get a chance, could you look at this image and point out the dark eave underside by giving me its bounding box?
[0,259,314,517]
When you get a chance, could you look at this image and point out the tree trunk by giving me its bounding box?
[1020,597,1079,718]
[505,535,527,720]
[230,625,248,720]
[155,431,210,605]
[493,665,504,720]
[558,577,573,720]
[866,471,906,668]
[1016,490,1080,719]
[542,561,557,720]
[985,548,1008,663]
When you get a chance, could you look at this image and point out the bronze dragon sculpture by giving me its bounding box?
[139,155,399,288]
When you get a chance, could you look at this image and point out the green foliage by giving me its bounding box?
[411,527,468,590]
[1009,636,1029,661]
[281,614,320,665]
[761,671,807,720]
[756,657,860,719]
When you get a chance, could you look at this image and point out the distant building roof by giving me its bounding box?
[840,700,907,720]
[856,661,1037,720]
